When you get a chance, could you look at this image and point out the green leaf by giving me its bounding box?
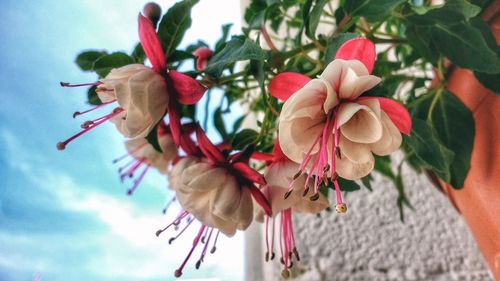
[204,36,267,77]
[344,0,405,22]
[405,118,455,182]
[431,21,500,73]
[361,174,373,191]
[469,17,500,92]
[131,43,145,63]
[232,129,259,150]
[324,32,359,63]
[429,91,474,188]
[374,156,413,222]
[414,91,475,188]
[407,0,481,25]
[93,52,134,77]
[86,85,101,106]
[302,0,314,27]
[244,0,267,29]
[75,51,107,71]
[214,107,228,139]
[145,123,162,153]
[167,50,195,64]
[405,24,439,63]
[157,0,199,57]
[215,24,233,52]
[337,178,361,192]
[474,72,500,93]
[306,0,329,38]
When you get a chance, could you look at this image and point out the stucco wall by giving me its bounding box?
[246,154,492,281]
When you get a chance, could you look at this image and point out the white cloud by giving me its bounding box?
[1,127,244,280]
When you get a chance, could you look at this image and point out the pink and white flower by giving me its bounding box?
[57,13,206,150]
[270,38,411,211]
[253,142,329,277]
[97,64,169,138]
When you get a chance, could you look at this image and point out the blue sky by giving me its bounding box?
[0,1,245,280]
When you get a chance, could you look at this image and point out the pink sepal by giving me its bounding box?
[232,162,267,185]
[269,72,311,101]
[169,71,206,105]
[248,184,272,216]
[195,126,225,164]
[335,38,376,74]
[138,14,166,72]
[359,96,412,135]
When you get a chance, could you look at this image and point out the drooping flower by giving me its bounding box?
[57,12,206,150]
[193,47,213,70]
[155,125,271,277]
[254,142,329,277]
[113,121,178,195]
[270,38,411,211]
[97,64,169,138]
[168,126,271,237]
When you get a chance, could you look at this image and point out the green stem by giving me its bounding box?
[427,86,443,121]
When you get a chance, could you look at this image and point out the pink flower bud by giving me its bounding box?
[193,47,213,70]
[142,2,162,27]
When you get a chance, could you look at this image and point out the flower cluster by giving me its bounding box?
[57,2,413,279]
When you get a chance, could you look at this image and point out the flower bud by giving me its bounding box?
[142,2,162,27]
[193,47,213,71]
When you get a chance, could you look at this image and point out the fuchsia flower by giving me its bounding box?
[58,13,206,149]
[156,125,271,277]
[193,47,213,70]
[168,126,271,237]
[254,142,329,278]
[269,38,411,212]
[113,121,178,195]
[96,64,169,138]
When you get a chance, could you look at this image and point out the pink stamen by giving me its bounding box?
[120,160,143,182]
[271,216,276,260]
[174,225,206,277]
[210,230,220,254]
[57,108,124,150]
[265,216,270,261]
[196,228,214,269]
[169,216,195,245]
[162,196,176,214]
[127,164,150,195]
[60,81,102,88]
[156,211,189,237]
[117,158,136,173]
[73,100,116,118]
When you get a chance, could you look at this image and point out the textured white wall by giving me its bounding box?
[247,154,493,281]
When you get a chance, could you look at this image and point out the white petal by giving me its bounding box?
[370,111,403,155]
[292,190,329,214]
[320,60,370,90]
[338,135,373,163]
[208,174,241,220]
[234,188,254,231]
[339,69,381,100]
[335,151,374,180]
[183,164,227,193]
[264,160,300,187]
[159,134,177,163]
[338,102,383,143]
[280,79,326,120]
[279,117,324,164]
[318,78,339,113]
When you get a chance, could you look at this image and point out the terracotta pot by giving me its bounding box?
[439,2,500,279]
